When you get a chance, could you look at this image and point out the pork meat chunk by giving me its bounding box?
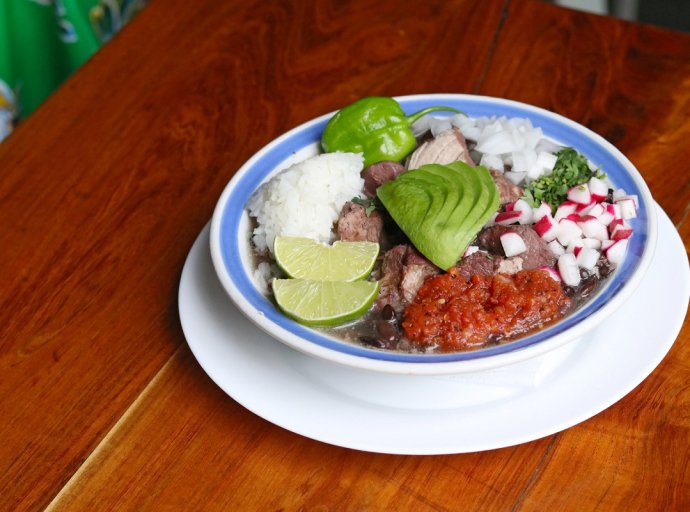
[490,170,524,205]
[453,251,499,281]
[336,201,384,243]
[453,251,524,280]
[375,245,440,313]
[406,127,475,169]
[362,161,406,198]
[476,225,556,269]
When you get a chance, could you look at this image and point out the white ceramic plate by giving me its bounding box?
[180,204,688,454]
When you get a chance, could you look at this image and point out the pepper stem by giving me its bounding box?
[405,106,465,126]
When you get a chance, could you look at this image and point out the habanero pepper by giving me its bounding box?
[321,97,463,167]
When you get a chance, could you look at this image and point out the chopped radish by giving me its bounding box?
[495,210,522,225]
[513,199,533,224]
[588,177,609,202]
[611,222,633,240]
[464,246,479,257]
[566,213,583,222]
[548,240,565,256]
[558,253,581,287]
[500,232,527,257]
[601,239,615,251]
[608,218,624,232]
[567,239,584,256]
[539,266,561,282]
[605,203,622,219]
[615,194,639,208]
[584,203,605,218]
[505,202,515,212]
[532,201,552,222]
[598,211,615,226]
[617,198,637,219]
[579,216,609,241]
[606,239,628,266]
[576,247,600,270]
[576,200,596,213]
[582,237,602,249]
[557,218,583,246]
[534,215,559,242]
[567,184,591,205]
[555,201,578,221]
[612,188,627,201]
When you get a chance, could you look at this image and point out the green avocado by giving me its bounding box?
[377,162,500,270]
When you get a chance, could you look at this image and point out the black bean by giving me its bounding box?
[381,304,396,322]
[578,276,599,299]
[597,258,615,278]
[376,320,400,344]
[359,335,385,349]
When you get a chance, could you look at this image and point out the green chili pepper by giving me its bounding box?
[321,96,463,167]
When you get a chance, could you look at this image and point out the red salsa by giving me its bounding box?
[402,269,573,351]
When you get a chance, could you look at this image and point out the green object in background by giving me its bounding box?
[321,96,463,167]
[0,0,147,141]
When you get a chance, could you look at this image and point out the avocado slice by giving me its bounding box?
[447,162,490,239]
[413,164,462,237]
[377,163,500,270]
[384,172,446,237]
[377,171,451,259]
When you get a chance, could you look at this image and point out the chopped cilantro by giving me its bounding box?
[351,196,378,216]
[522,148,605,210]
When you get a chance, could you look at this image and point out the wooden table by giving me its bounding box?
[2,0,689,509]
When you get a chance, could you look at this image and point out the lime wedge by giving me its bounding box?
[273,278,379,326]
[274,237,379,281]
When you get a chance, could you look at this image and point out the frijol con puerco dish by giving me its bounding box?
[209,94,657,375]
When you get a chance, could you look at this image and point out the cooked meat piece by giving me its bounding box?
[406,127,475,169]
[453,251,498,281]
[490,170,524,205]
[336,201,384,243]
[400,264,438,304]
[453,251,524,280]
[362,161,406,198]
[496,256,524,274]
[476,225,556,269]
[403,248,433,267]
[376,245,406,312]
[375,245,440,313]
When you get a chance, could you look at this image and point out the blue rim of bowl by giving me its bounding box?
[212,94,654,364]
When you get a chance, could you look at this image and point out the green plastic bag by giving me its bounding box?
[0,0,147,140]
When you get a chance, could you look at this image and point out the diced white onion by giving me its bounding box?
[480,153,504,171]
[430,118,453,138]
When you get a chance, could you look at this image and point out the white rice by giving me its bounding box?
[247,151,365,254]
[253,261,278,294]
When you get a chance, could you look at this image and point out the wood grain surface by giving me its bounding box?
[0,0,688,510]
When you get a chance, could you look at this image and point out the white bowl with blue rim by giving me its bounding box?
[209,94,657,375]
